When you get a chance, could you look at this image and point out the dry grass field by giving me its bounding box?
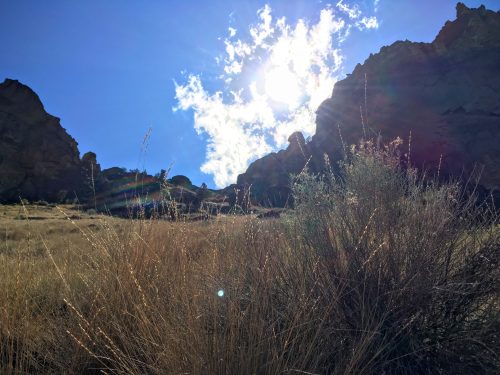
[1,204,114,255]
[1,144,499,374]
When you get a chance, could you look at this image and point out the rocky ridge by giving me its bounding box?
[238,3,500,206]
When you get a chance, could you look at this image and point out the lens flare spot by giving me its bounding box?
[217,289,225,297]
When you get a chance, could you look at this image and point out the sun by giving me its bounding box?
[264,65,302,109]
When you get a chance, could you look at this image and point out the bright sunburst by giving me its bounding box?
[264,65,301,109]
[176,4,380,187]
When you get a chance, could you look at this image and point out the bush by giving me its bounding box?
[169,175,192,187]
[287,139,499,373]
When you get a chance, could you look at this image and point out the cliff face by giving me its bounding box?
[238,3,500,206]
[0,79,84,202]
[314,2,500,187]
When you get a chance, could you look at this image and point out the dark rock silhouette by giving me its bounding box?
[314,2,500,188]
[0,79,84,202]
[82,152,101,176]
[238,3,500,205]
[237,132,310,207]
[0,79,223,215]
[81,151,103,200]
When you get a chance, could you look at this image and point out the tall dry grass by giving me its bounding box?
[1,140,498,374]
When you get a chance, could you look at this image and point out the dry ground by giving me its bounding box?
[1,204,114,256]
[1,203,248,373]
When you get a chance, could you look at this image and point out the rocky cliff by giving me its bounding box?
[0,79,84,202]
[238,3,500,206]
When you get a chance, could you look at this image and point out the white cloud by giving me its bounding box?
[336,1,361,19]
[174,76,274,187]
[359,16,379,29]
[175,4,379,187]
[250,4,274,47]
[336,0,380,30]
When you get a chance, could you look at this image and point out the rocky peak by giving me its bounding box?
[287,131,306,153]
[456,3,486,18]
[434,3,500,50]
[313,1,500,192]
[0,79,48,122]
[0,78,84,202]
[82,151,101,174]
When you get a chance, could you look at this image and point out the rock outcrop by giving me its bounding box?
[237,132,311,206]
[0,79,84,202]
[314,2,500,189]
[238,3,500,205]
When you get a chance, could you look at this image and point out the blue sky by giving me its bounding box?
[1,1,499,188]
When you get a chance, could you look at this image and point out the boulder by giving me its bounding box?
[169,175,192,187]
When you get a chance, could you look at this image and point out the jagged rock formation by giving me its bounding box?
[314,2,500,187]
[237,132,310,206]
[82,151,101,178]
[0,79,84,202]
[238,3,500,206]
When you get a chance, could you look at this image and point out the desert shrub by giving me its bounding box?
[287,139,499,373]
